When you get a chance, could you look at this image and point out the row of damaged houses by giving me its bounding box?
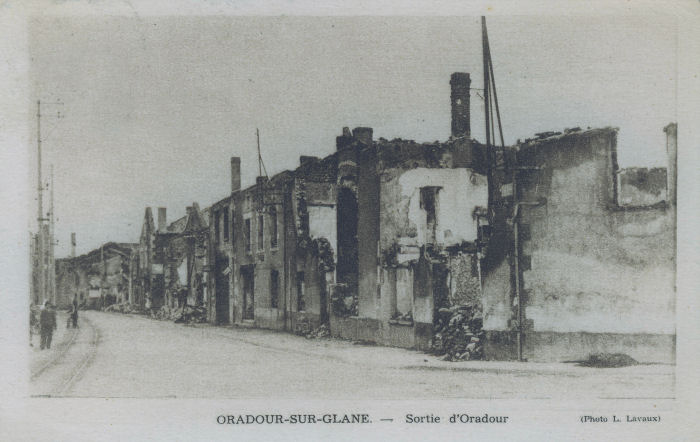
[56,72,677,363]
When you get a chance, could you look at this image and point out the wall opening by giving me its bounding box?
[244,218,251,253]
[269,206,278,249]
[223,209,229,242]
[214,210,220,243]
[296,271,305,312]
[420,186,441,244]
[337,187,359,297]
[215,257,229,325]
[270,269,279,308]
[396,267,413,317]
[257,214,264,251]
[241,265,255,320]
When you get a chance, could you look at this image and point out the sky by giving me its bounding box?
[28,15,677,257]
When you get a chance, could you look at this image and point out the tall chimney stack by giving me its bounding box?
[336,127,353,151]
[352,127,373,146]
[71,233,76,258]
[231,157,241,193]
[157,207,167,232]
[450,72,471,139]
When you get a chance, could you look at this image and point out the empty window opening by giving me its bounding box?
[245,218,251,253]
[214,210,220,243]
[337,188,359,295]
[230,210,235,244]
[223,209,229,242]
[420,186,441,244]
[269,206,278,249]
[257,214,264,250]
[297,272,305,312]
[270,269,280,308]
[242,266,255,320]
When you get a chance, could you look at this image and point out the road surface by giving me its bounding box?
[29,311,674,399]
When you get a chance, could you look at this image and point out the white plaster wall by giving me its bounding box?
[396,267,413,315]
[482,260,511,331]
[525,251,675,334]
[308,205,337,255]
[397,168,488,246]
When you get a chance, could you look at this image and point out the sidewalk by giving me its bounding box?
[30,312,78,377]
[111,311,673,377]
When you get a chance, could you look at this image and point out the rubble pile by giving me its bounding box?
[305,323,330,339]
[173,305,207,324]
[103,302,143,314]
[151,305,178,321]
[151,305,207,324]
[294,318,312,336]
[391,312,413,322]
[431,305,484,361]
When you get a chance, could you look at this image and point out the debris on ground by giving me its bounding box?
[430,305,484,361]
[391,312,413,322]
[579,353,639,368]
[305,323,330,339]
[174,305,207,324]
[103,302,144,315]
[151,304,207,324]
[151,305,177,321]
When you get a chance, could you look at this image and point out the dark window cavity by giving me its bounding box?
[270,269,279,308]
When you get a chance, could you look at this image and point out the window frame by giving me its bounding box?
[269,206,278,249]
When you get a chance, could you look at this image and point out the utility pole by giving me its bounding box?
[256,128,262,178]
[34,99,63,305]
[36,100,45,305]
[481,18,491,152]
[49,165,56,305]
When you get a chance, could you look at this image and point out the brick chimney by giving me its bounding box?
[352,127,373,146]
[336,127,353,151]
[450,72,471,139]
[71,232,76,258]
[157,207,167,232]
[231,157,241,193]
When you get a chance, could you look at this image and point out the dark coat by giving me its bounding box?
[39,308,57,332]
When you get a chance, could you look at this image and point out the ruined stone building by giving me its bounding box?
[133,204,210,311]
[203,72,491,348]
[117,71,676,363]
[481,125,677,363]
[55,242,136,309]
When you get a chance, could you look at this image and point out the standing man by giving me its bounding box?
[71,294,79,329]
[39,300,57,350]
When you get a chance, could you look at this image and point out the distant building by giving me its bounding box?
[55,242,137,309]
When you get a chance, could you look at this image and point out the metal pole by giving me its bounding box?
[36,100,45,304]
[256,128,262,178]
[481,17,491,151]
[50,165,56,305]
[513,172,523,362]
[484,25,505,148]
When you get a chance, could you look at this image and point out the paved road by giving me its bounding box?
[29,311,674,399]
[30,312,98,397]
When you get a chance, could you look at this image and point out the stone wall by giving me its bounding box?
[482,128,675,362]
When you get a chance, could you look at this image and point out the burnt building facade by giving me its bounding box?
[116,71,676,363]
[481,126,676,363]
[56,242,137,309]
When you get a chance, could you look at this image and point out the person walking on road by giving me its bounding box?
[39,300,57,350]
[71,294,79,329]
